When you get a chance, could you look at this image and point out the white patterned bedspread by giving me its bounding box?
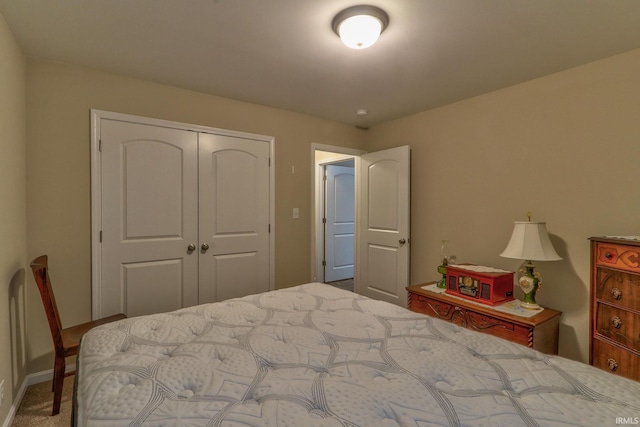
[76,283,640,426]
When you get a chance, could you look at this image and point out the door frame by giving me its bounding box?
[310,144,365,286]
[90,110,275,319]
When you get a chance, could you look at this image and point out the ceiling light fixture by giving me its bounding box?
[332,5,389,49]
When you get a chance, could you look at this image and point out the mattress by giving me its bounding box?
[76,283,640,426]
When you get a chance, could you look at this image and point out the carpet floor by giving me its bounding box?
[12,378,73,427]
[326,278,354,292]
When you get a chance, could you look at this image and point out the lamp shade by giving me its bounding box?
[500,221,562,261]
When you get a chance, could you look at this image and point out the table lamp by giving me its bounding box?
[500,216,562,309]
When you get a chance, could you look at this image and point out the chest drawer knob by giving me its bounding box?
[611,316,623,329]
[611,288,622,300]
[607,358,619,372]
[605,252,614,259]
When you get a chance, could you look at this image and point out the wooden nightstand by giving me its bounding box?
[407,283,562,355]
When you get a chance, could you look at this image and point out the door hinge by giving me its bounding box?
[268,158,271,167]
[99,140,102,152]
[322,260,326,266]
[268,224,271,233]
[322,217,327,224]
[99,230,102,242]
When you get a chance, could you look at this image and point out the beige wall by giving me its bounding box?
[0,11,27,421]
[25,59,367,373]
[367,48,640,362]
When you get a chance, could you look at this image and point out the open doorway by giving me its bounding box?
[311,144,411,305]
[311,144,365,292]
[322,160,354,287]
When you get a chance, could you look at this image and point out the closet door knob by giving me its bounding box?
[607,358,618,372]
[201,243,210,252]
[187,244,196,252]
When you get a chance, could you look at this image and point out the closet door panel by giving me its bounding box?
[100,119,199,317]
[198,133,270,303]
[208,252,260,302]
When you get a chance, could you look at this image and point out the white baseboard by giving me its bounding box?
[1,378,28,427]
[1,365,75,427]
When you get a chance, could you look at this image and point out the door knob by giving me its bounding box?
[399,238,406,245]
[187,244,196,252]
[201,243,210,252]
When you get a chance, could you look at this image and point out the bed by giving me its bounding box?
[75,283,640,426]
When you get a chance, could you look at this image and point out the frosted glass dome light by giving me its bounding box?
[332,5,389,50]
[337,15,382,49]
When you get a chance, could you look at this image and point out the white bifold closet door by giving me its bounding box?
[198,132,270,304]
[99,118,270,318]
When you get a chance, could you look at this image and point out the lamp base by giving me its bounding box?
[518,261,543,310]
[437,264,447,289]
[519,300,541,310]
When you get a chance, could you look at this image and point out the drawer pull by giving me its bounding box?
[611,316,623,329]
[607,358,618,372]
[605,252,614,260]
[611,288,622,300]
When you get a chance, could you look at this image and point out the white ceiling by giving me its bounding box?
[2,0,640,128]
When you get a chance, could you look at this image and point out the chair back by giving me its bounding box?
[30,255,64,353]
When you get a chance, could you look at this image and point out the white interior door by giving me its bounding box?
[198,133,271,303]
[358,145,410,306]
[100,119,199,317]
[324,164,354,282]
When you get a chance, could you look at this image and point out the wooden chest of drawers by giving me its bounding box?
[590,237,640,381]
[407,283,561,355]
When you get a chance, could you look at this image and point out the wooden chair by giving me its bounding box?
[30,255,126,416]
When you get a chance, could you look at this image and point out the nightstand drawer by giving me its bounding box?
[409,292,455,318]
[410,293,518,334]
[596,304,640,349]
[407,284,561,354]
[466,310,515,333]
[592,338,640,381]
[596,243,640,274]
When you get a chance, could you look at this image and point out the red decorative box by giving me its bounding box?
[445,264,514,306]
